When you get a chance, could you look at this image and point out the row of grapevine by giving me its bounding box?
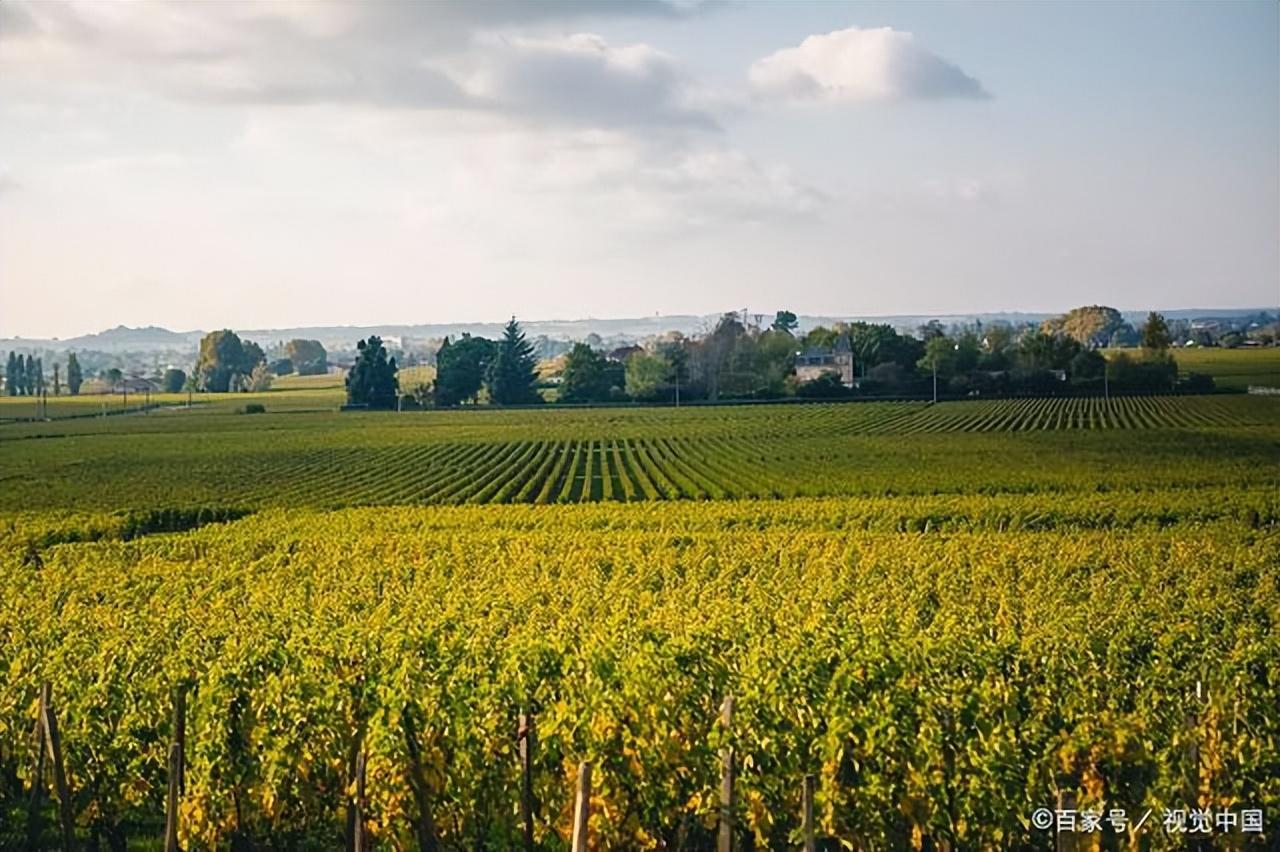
[2,395,1276,512]
[2,492,1277,848]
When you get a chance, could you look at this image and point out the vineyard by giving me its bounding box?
[2,489,1278,848]
[1,395,1277,511]
[2,393,1278,847]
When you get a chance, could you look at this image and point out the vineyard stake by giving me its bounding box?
[519,711,535,852]
[571,761,591,852]
[39,683,76,852]
[165,686,186,852]
[400,706,440,852]
[26,701,46,850]
[354,750,367,852]
[345,724,367,852]
[718,694,734,852]
[802,774,815,852]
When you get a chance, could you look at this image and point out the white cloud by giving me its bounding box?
[454,33,715,128]
[0,2,707,120]
[750,26,987,104]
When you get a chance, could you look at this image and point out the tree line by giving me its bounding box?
[5,352,81,397]
[341,308,1203,411]
[1,307,1207,407]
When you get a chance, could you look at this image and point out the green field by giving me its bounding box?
[1,395,1277,511]
[2,393,1278,848]
[1169,346,1280,389]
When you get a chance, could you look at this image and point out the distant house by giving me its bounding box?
[113,377,158,394]
[794,334,856,387]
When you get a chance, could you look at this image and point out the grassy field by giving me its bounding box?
[1168,346,1280,389]
[2,392,1277,847]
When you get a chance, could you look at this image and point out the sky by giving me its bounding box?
[0,1,1276,339]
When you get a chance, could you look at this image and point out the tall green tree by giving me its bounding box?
[345,335,399,408]
[487,318,541,405]
[1141,312,1173,351]
[53,364,61,396]
[34,357,44,395]
[162,368,187,393]
[24,354,37,395]
[196,330,262,392]
[4,352,16,396]
[285,339,328,375]
[559,343,624,404]
[66,353,83,396]
[434,334,495,406]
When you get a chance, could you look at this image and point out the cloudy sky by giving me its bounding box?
[0,1,1276,339]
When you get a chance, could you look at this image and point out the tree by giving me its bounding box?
[434,334,495,406]
[345,335,399,408]
[5,352,16,396]
[624,351,671,401]
[66,353,83,396]
[34,358,44,396]
[1042,305,1125,348]
[559,343,625,404]
[487,318,541,406]
[270,358,294,376]
[1017,331,1081,372]
[286,339,328,376]
[247,362,274,392]
[695,313,746,401]
[105,367,123,387]
[771,310,799,335]
[919,335,961,377]
[24,355,38,396]
[162,368,187,393]
[242,340,266,375]
[195,330,264,392]
[1109,351,1177,391]
[1141,312,1172,351]
[53,364,61,396]
[1068,349,1106,382]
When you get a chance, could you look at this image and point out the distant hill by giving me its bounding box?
[2,308,1273,354]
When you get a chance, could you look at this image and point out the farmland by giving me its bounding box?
[2,392,1278,848]
[3,489,1278,848]
[0,395,1277,511]
[1169,346,1280,390]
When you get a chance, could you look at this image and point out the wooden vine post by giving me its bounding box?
[571,761,591,852]
[25,698,47,850]
[27,683,76,852]
[802,774,816,852]
[345,724,367,852]
[165,685,187,852]
[718,694,734,852]
[519,711,535,852]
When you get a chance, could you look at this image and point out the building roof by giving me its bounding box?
[113,377,158,393]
